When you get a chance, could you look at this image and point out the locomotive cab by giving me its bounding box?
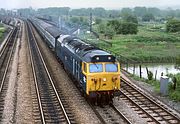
[81,54,121,104]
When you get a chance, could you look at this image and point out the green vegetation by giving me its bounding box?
[130,73,180,102]
[107,20,138,35]
[93,23,180,62]
[166,19,180,32]
[142,13,155,22]
[168,73,180,101]
[10,6,180,63]
[130,74,160,92]
[0,25,5,40]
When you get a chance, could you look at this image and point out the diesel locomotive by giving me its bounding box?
[30,18,121,104]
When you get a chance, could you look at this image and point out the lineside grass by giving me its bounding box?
[86,23,180,63]
[168,73,180,102]
[130,73,180,102]
[108,25,180,62]
[0,25,5,40]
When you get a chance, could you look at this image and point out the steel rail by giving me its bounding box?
[0,27,18,93]
[121,77,180,123]
[0,29,14,58]
[27,21,71,124]
[110,104,133,124]
[26,22,46,124]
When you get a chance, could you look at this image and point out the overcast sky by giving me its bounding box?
[1,0,180,10]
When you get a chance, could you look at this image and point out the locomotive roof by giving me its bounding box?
[63,37,116,62]
[82,50,116,62]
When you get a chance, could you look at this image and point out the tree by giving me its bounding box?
[166,19,180,32]
[134,7,147,17]
[93,7,107,17]
[95,18,102,24]
[107,20,120,33]
[122,14,138,24]
[120,8,133,17]
[70,17,79,23]
[104,26,115,39]
[98,23,106,33]
[147,7,161,16]
[107,20,138,35]
[120,22,138,34]
[142,13,155,22]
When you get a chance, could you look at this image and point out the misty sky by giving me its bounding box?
[1,0,180,9]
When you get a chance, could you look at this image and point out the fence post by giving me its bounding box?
[133,64,135,75]
[155,70,157,80]
[139,64,142,78]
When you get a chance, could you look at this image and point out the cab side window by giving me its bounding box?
[84,63,87,73]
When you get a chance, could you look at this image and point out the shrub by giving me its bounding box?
[107,20,138,34]
[166,19,180,32]
[147,71,153,80]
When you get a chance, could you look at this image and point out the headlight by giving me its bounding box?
[103,78,107,82]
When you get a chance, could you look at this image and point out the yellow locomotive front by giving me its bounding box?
[81,55,120,104]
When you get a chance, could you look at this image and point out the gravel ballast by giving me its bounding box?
[15,21,34,123]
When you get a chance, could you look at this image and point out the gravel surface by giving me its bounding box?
[121,71,180,117]
[32,26,101,124]
[15,21,34,123]
[1,34,20,123]
[113,97,148,124]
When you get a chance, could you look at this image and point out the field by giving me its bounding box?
[82,23,180,63]
[0,24,5,41]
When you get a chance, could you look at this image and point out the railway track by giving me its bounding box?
[0,27,18,121]
[120,78,180,124]
[26,21,75,124]
[90,103,132,124]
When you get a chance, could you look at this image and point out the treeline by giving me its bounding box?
[10,7,180,19]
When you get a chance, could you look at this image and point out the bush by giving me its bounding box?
[104,26,115,39]
[107,20,138,34]
[147,71,153,80]
[98,23,106,33]
[120,22,138,34]
[166,19,180,32]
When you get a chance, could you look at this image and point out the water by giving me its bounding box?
[123,63,180,80]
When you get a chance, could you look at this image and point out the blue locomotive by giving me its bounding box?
[30,18,121,104]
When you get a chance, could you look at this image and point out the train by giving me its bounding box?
[29,18,121,104]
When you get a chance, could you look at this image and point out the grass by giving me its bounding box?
[83,23,180,63]
[168,73,180,102]
[130,73,180,102]
[0,25,5,41]
[109,25,180,62]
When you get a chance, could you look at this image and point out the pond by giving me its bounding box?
[123,63,180,80]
